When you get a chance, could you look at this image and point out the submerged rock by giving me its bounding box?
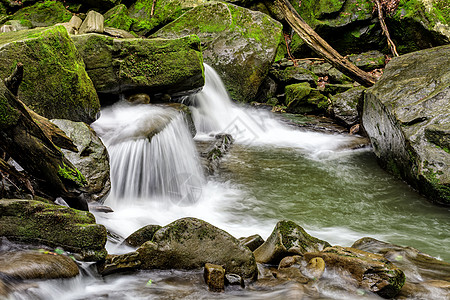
[0,199,107,261]
[137,217,257,279]
[362,45,450,205]
[254,220,330,264]
[153,1,282,102]
[72,33,204,97]
[304,246,405,298]
[51,119,111,203]
[0,250,79,279]
[0,26,100,123]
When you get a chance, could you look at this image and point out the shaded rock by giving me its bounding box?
[330,86,366,128]
[72,33,204,97]
[323,83,354,95]
[225,273,244,287]
[254,220,330,264]
[0,250,79,279]
[0,26,100,123]
[137,217,257,279]
[153,1,282,102]
[285,82,329,114]
[79,10,104,34]
[348,50,385,71]
[204,263,225,292]
[304,246,405,298]
[97,252,141,276]
[0,199,107,261]
[11,1,71,28]
[270,67,318,86]
[239,234,264,252]
[124,224,162,247]
[126,93,151,104]
[104,4,133,32]
[362,45,450,205]
[50,119,111,203]
[198,133,234,175]
[352,237,450,282]
[328,67,353,84]
[76,0,120,12]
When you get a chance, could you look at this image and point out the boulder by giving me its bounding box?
[153,1,283,102]
[253,220,330,264]
[330,86,366,128]
[304,246,405,298]
[97,252,141,276]
[104,4,133,32]
[0,199,107,261]
[137,217,257,279]
[285,82,329,114]
[204,263,225,292]
[362,45,450,205]
[79,10,104,34]
[0,250,79,279]
[124,224,162,247]
[72,33,204,97]
[11,1,71,28]
[50,119,111,203]
[0,26,100,123]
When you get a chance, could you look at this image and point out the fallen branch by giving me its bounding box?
[276,0,376,87]
[150,0,157,17]
[374,0,399,56]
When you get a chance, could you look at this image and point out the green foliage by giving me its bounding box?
[58,162,87,187]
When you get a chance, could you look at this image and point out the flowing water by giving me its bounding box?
[8,65,449,299]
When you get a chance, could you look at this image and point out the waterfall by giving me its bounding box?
[92,101,204,208]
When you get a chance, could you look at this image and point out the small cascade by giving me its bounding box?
[190,64,355,157]
[92,101,204,208]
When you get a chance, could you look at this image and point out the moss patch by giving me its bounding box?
[12,0,72,28]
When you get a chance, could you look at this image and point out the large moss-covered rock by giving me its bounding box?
[362,45,450,205]
[154,1,282,102]
[51,119,111,203]
[254,220,330,264]
[137,217,257,279]
[104,4,133,31]
[0,199,107,261]
[72,33,204,97]
[76,0,120,12]
[11,0,71,28]
[285,82,328,114]
[0,26,100,123]
[304,246,406,298]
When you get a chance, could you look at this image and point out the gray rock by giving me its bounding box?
[348,50,386,71]
[330,86,366,128]
[225,273,244,287]
[124,224,162,247]
[51,119,110,203]
[153,2,282,102]
[79,10,104,34]
[137,217,257,279]
[362,45,450,205]
[254,220,330,264]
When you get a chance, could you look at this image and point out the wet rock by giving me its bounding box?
[330,86,366,128]
[0,199,107,261]
[285,82,329,114]
[239,234,264,252]
[97,252,141,276]
[362,45,450,205]
[348,50,385,71]
[272,267,309,284]
[304,246,405,298]
[198,134,234,175]
[225,273,244,287]
[328,68,353,84]
[126,93,151,104]
[306,257,325,280]
[153,2,282,102]
[254,220,330,265]
[352,237,450,282]
[72,34,204,98]
[51,119,111,203]
[79,10,104,34]
[323,83,354,95]
[397,280,450,299]
[0,250,78,279]
[204,263,225,292]
[124,224,162,248]
[278,255,303,269]
[137,217,257,279]
[270,67,318,86]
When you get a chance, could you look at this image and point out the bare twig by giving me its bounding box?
[150,0,157,17]
[284,33,298,66]
[374,0,399,56]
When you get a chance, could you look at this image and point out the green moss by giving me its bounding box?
[104,4,133,31]
[0,91,20,130]
[12,0,72,28]
[58,162,87,187]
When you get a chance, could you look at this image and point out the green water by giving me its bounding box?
[218,145,450,262]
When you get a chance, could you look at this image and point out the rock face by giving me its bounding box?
[304,246,406,298]
[51,119,111,203]
[0,250,79,279]
[362,45,450,205]
[0,199,107,261]
[254,220,331,264]
[72,34,204,97]
[0,26,100,123]
[137,217,257,279]
[330,86,366,128]
[154,2,282,102]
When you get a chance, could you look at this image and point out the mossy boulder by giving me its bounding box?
[304,246,406,298]
[330,86,365,127]
[0,199,107,261]
[71,33,204,97]
[137,217,257,279]
[124,224,162,247]
[0,26,100,123]
[285,82,329,114]
[76,0,121,12]
[11,0,71,28]
[153,1,282,102]
[270,66,318,86]
[347,50,386,71]
[253,220,331,264]
[104,4,133,31]
[362,45,450,205]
